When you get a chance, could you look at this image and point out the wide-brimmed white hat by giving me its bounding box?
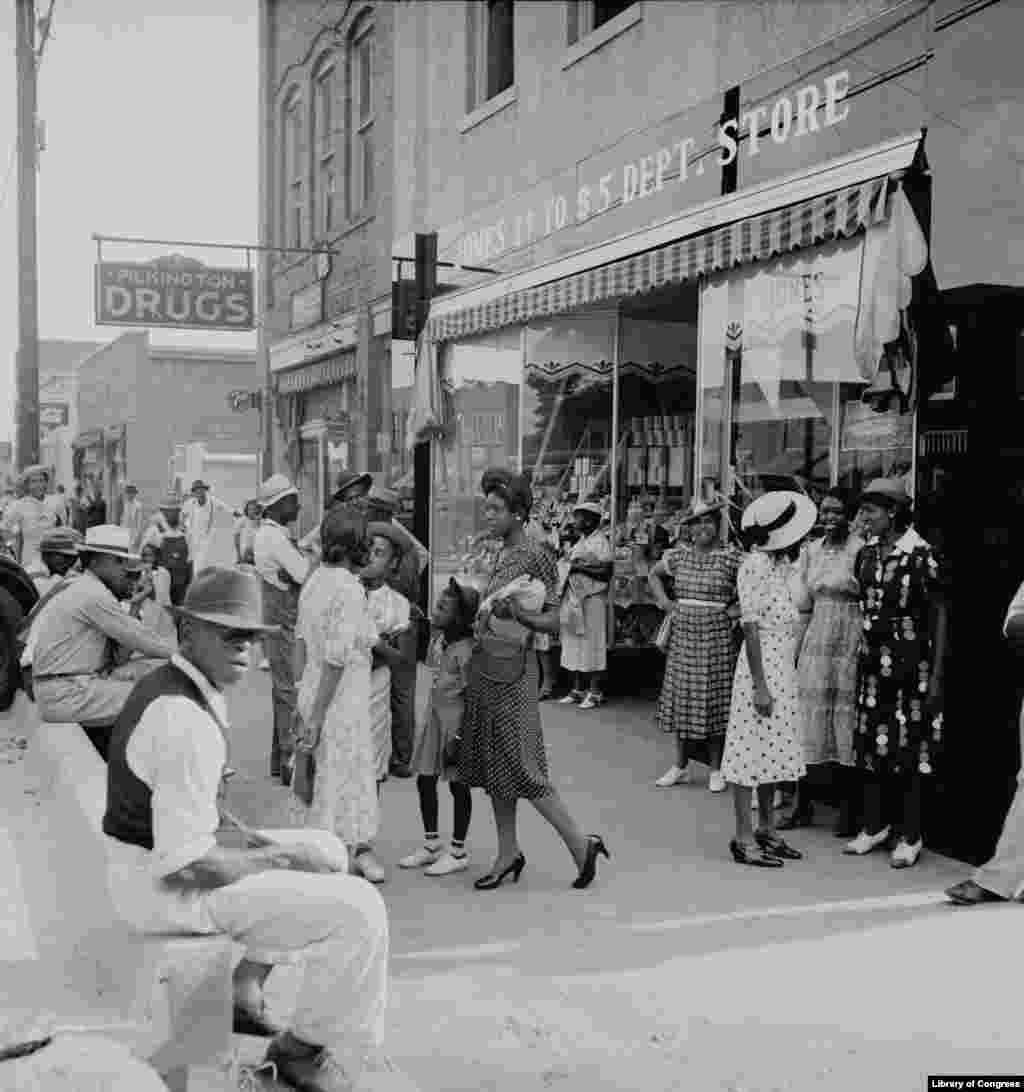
[79,524,141,562]
[257,473,298,509]
[741,491,818,553]
[18,464,49,487]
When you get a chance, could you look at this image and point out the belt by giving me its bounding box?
[33,672,97,682]
[674,599,727,611]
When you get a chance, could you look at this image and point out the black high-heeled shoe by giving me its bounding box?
[729,838,783,868]
[572,836,610,890]
[474,853,526,891]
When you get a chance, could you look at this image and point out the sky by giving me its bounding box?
[0,0,261,446]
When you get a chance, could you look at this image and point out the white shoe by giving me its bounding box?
[558,692,583,705]
[655,765,691,788]
[890,838,923,869]
[844,826,892,856]
[424,850,469,876]
[708,771,727,793]
[398,844,442,869]
[354,851,388,884]
[578,692,604,711]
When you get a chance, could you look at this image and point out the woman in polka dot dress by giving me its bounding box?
[843,478,948,869]
[721,492,818,868]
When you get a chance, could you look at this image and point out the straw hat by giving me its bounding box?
[367,520,407,557]
[365,484,400,515]
[78,524,141,562]
[860,477,911,507]
[680,499,727,525]
[123,482,138,494]
[39,527,83,556]
[741,491,818,552]
[18,464,49,488]
[172,566,277,633]
[257,473,298,509]
[191,479,210,493]
[334,470,372,500]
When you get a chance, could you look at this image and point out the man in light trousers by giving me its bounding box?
[102,567,419,1092]
[947,579,1024,905]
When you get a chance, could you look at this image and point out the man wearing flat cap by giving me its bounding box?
[1,465,58,577]
[32,525,177,759]
[102,567,419,1092]
[253,474,310,782]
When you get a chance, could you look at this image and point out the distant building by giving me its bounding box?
[74,331,259,522]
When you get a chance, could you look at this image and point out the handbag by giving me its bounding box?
[472,632,530,685]
[291,748,317,807]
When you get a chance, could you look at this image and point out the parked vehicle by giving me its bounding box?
[0,554,39,710]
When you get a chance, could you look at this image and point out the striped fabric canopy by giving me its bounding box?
[426,177,890,343]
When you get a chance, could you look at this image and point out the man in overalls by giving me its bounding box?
[253,475,309,783]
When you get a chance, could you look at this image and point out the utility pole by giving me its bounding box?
[411,232,437,589]
[15,0,40,471]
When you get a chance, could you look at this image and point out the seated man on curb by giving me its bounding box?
[947,578,1024,906]
[101,567,419,1092]
[31,525,177,760]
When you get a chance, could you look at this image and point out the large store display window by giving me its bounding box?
[699,236,914,524]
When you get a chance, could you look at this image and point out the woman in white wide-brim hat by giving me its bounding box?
[720,491,817,868]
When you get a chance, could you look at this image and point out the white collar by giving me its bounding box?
[171,653,230,726]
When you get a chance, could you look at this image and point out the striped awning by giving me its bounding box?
[274,350,357,395]
[426,178,889,343]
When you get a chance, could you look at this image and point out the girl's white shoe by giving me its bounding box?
[424,851,469,876]
[398,844,442,869]
[708,771,727,793]
[655,765,691,788]
[890,838,923,868]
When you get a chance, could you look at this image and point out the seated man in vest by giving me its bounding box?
[102,568,417,1092]
[32,525,177,760]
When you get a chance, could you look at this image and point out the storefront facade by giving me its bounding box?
[394,0,1024,863]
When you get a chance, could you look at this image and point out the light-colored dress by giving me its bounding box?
[410,634,473,780]
[291,565,379,845]
[559,529,613,674]
[721,551,806,788]
[795,535,863,767]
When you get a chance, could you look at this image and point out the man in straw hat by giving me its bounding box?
[182,478,236,575]
[1,464,58,577]
[102,566,418,1092]
[118,482,145,552]
[31,525,177,760]
[253,474,310,782]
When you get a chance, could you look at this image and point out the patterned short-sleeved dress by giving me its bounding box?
[411,634,473,780]
[854,529,945,778]
[720,551,806,788]
[290,565,380,845]
[459,540,559,801]
[655,543,741,751]
[795,535,864,767]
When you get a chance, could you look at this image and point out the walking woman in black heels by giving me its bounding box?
[458,470,610,891]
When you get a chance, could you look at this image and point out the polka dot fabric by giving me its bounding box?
[720,551,806,788]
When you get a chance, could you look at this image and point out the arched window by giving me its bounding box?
[311,54,337,239]
[281,86,305,249]
[347,13,375,217]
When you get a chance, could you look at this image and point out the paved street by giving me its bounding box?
[4,671,1024,1090]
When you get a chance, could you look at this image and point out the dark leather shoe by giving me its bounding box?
[945,879,1007,906]
[233,1002,281,1038]
[388,760,414,779]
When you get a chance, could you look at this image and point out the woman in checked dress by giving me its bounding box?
[721,492,818,868]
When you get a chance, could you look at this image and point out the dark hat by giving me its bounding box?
[191,479,210,492]
[860,477,911,507]
[334,470,372,500]
[172,566,277,633]
[40,527,83,556]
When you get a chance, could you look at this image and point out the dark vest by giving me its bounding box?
[102,662,209,850]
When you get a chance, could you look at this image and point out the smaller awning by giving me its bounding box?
[275,351,357,395]
[426,130,924,344]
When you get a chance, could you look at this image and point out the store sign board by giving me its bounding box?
[270,315,358,373]
[95,260,255,330]
[450,70,851,270]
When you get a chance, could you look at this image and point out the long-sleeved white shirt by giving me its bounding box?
[254,518,309,591]
[122,654,228,879]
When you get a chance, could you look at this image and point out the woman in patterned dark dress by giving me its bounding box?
[459,471,610,891]
[649,501,741,793]
[843,478,948,869]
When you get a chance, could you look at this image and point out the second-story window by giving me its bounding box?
[283,88,305,250]
[567,0,636,44]
[467,0,514,114]
[313,57,336,237]
[348,16,375,216]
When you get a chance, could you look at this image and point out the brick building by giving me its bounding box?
[390,0,1024,864]
[74,331,259,521]
[258,0,395,538]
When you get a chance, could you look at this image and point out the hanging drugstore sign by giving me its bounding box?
[455,71,851,268]
[95,257,255,330]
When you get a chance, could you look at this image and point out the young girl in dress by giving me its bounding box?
[399,579,479,877]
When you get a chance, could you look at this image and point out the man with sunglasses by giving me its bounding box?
[102,567,418,1092]
[32,525,177,760]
